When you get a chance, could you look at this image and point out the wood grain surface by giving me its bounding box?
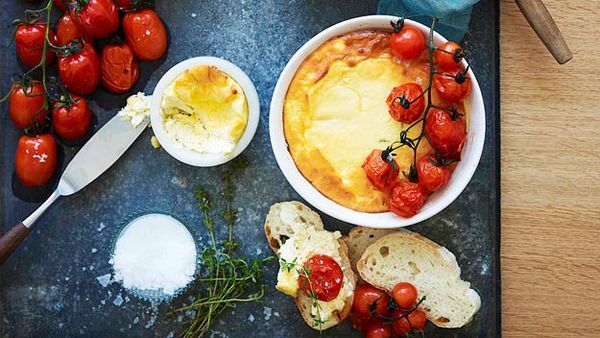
[501,0,600,336]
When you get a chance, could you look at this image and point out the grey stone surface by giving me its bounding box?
[0,0,499,337]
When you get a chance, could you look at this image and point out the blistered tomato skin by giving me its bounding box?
[15,23,56,68]
[434,41,464,71]
[15,134,58,187]
[58,42,101,95]
[123,9,168,61]
[425,108,467,159]
[362,149,398,190]
[101,43,140,94]
[56,13,94,46]
[388,179,428,218]
[298,254,344,302]
[52,96,92,141]
[8,83,48,130]
[433,69,472,103]
[417,154,451,192]
[70,0,119,39]
[386,83,425,124]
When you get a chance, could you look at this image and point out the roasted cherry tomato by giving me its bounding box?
[58,41,101,95]
[425,108,467,159]
[352,283,391,318]
[350,313,371,333]
[362,149,398,190]
[70,0,119,38]
[433,69,471,103]
[386,83,425,124]
[15,22,56,68]
[15,134,57,187]
[101,43,140,94]
[392,282,418,309]
[417,154,451,192]
[390,22,425,61]
[365,320,392,338]
[123,9,168,61]
[8,82,48,130]
[56,13,94,46]
[388,179,428,218]
[407,309,427,330]
[434,41,464,71]
[52,96,92,141]
[53,0,69,11]
[391,310,411,336]
[113,0,134,10]
[298,254,344,302]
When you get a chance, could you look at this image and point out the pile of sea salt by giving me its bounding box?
[111,214,197,299]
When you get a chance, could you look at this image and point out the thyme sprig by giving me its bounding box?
[174,157,275,338]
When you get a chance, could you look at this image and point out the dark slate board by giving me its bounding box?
[0,0,500,337]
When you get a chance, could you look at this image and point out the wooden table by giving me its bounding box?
[501,0,600,336]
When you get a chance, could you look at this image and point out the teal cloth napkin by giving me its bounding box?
[377,0,480,41]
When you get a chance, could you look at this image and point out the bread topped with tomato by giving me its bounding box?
[352,227,481,328]
[264,201,356,330]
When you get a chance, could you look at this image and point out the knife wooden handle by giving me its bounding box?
[0,223,31,265]
[515,0,573,64]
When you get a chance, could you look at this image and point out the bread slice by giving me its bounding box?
[344,226,396,277]
[356,230,481,328]
[264,201,355,330]
[264,201,324,254]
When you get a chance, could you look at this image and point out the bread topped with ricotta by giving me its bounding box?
[264,201,356,330]
[354,227,481,328]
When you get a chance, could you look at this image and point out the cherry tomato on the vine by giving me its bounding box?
[417,154,451,192]
[365,320,392,338]
[406,309,427,330]
[425,108,467,159]
[298,254,344,302]
[434,41,464,71]
[58,41,101,95]
[433,69,471,103]
[52,96,92,141]
[15,134,57,187]
[350,313,371,333]
[362,149,399,191]
[70,0,119,39]
[386,83,425,124]
[352,283,391,318]
[56,13,94,46]
[101,43,140,94]
[15,22,56,68]
[391,310,412,336]
[392,282,418,309]
[8,82,48,130]
[388,179,428,218]
[123,9,168,61]
[390,21,425,61]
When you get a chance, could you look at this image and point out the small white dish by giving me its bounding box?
[269,16,486,228]
[151,57,260,167]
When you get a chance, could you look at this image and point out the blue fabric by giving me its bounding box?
[377,0,480,41]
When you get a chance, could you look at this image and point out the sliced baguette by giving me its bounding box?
[357,230,481,328]
[264,201,355,330]
[344,226,396,277]
[264,201,324,255]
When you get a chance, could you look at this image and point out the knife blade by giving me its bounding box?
[0,114,149,265]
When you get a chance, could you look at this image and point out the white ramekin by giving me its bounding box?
[151,57,260,167]
[269,16,486,228]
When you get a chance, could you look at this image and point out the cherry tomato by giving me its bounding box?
[15,134,57,187]
[417,154,451,192]
[386,83,425,124]
[15,22,56,68]
[434,41,464,71]
[352,283,391,318]
[392,309,427,335]
[8,82,48,130]
[53,0,69,11]
[425,108,467,159]
[101,43,140,94]
[350,313,371,333]
[298,254,344,302]
[70,0,119,38]
[407,310,427,330]
[123,9,168,61]
[392,282,418,309]
[58,41,101,95]
[390,25,425,61]
[113,0,134,10]
[56,13,94,46]
[388,179,428,218]
[365,320,392,338]
[433,69,471,103]
[362,149,398,191]
[52,96,92,141]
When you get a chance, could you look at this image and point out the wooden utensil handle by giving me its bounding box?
[515,0,573,64]
[0,223,31,265]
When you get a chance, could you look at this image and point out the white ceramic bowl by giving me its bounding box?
[269,16,486,228]
[151,57,260,167]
